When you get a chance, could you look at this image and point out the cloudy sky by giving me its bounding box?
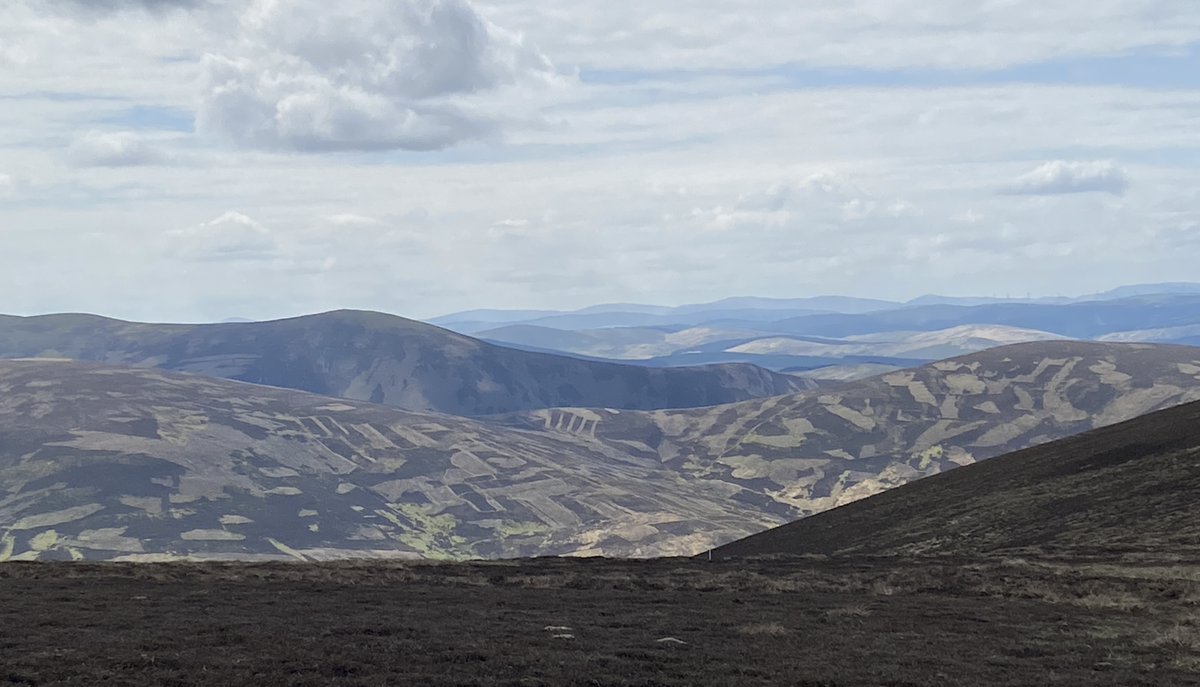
[3,0,1200,321]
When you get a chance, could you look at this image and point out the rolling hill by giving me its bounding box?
[5,342,1200,561]
[726,324,1067,361]
[0,310,806,416]
[510,341,1200,525]
[0,360,776,562]
[710,395,1200,559]
[476,322,1041,369]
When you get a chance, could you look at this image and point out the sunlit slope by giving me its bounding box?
[6,342,1200,561]
[712,397,1200,558]
[0,310,805,416]
[0,361,778,562]
[512,342,1200,527]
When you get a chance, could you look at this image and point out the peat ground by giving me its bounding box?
[2,554,1200,686]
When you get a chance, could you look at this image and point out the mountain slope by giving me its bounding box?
[0,311,805,416]
[510,341,1200,529]
[710,397,1200,559]
[5,342,1200,562]
[0,361,777,562]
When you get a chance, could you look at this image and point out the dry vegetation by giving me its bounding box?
[3,554,1200,686]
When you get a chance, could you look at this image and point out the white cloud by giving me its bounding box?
[480,0,1200,71]
[1002,160,1131,196]
[57,0,208,14]
[196,0,563,152]
[67,131,172,167]
[323,213,385,227]
[697,172,913,233]
[5,2,1200,320]
[0,174,14,198]
[1,2,204,100]
[487,218,531,238]
[167,211,277,261]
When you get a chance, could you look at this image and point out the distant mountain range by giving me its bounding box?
[757,295,1200,340]
[4,340,1200,561]
[0,310,806,416]
[477,322,1062,370]
[432,296,898,333]
[712,393,1200,559]
[426,285,1200,378]
[432,283,1200,331]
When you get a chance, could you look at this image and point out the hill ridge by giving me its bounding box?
[0,310,806,416]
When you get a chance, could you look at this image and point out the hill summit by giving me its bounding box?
[0,310,806,416]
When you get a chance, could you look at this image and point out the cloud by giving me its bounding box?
[7,1,1200,320]
[1001,160,1131,196]
[698,172,913,233]
[67,131,172,167]
[196,0,562,152]
[487,218,531,239]
[167,211,277,261]
[54,0,207,13]
[485,1,1200,72]
[0,174,13,198]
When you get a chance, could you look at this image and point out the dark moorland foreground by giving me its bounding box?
[3,555,1200,686]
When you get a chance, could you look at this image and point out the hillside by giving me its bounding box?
[711,397,1200,559]
[0,311,805,416]
[512,341,1200,526]
[6,342,1200,562]
[0,360,776,562]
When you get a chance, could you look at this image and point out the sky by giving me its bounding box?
[2,0,1200,322]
